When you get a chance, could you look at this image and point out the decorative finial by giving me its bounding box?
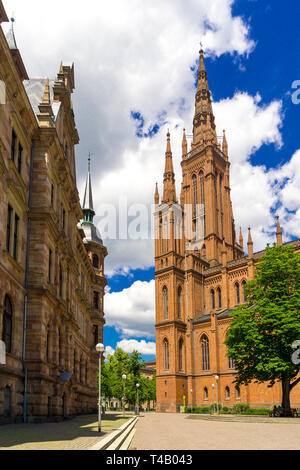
[88,152,93,171]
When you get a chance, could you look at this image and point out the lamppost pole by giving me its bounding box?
[215,375,220,415]
[136,383,140,416]
[122,374,127,417]
[96,343,105,433]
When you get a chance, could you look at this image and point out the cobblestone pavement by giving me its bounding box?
[131,413,300,450]
[0,413,131,450]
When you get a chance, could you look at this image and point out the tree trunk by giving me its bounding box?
[281,378,292,416]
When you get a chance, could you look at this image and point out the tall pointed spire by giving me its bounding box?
[155,182,159,205]
[6,16,17,50]
[222,129,228,158]
[247,227,253,257]
[192,48,217,147]
[162,131,177,204]
[82,153,95,223]
[239,227,244,250]
[276,216,283,246]
[182,128,188,157]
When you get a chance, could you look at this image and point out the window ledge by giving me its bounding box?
[2,250,24,274]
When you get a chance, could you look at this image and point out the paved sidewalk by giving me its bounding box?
[0,413,131,450]
[130,413,300,450]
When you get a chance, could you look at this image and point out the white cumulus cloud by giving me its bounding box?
[117,339,156,356]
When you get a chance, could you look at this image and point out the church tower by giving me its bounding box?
[155,49,244,412]
[80,157,107,348]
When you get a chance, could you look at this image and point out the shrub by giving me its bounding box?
[233,403,250,413]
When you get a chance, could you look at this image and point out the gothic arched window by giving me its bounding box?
[192,174,197,206]
[199,171,205,205]
[177,287,182,319]
[210,289,215,310]
[235,386,241,399]
[179,338,183,371]
[242,280,247,302]
[217,287,222,309]
[204,387,208,400]
[225,386,231,399]
[235,283,240,305]
[201,335,210,371]
[228,355,236,370]
[164,339,169,370]
[2,295,13,354]
[163,286,168,320]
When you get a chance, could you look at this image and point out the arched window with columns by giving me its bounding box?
[2,295,13,354]
[210,289,215,310]
[163,286,168,320]
[164,339,169,370]
[242,280,247,302]
[217,287,222,309]
[177,287,182,319]
[201,335,210,371]
[235,282,240,305]
[179,338,184,371]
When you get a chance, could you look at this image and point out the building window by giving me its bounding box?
[46,328,50,362]
[74,351,76,376]
[163,286,168,320]
[3,387,12,417]
[164,339,169,370]
[51,183,55,208]
[13,213,19,261]
[210,289,215,310]
[92,254,99,269]
[59,265,63,298]
[48,249,52,283]
[93,325,99,346]
[11,129,17,161]
[235,386,241,399]
[17,142,23,173]
[235,282,240,305]
[225,386,231,399]
[179,338,183,371]
[62,208,66,231]
[177,287,182,319]
[201,335,210,371]
[94,291,99,310]
[217,287,222,309]
[204,387,208,400]
[228,356,236,370]
[6,205,13,253]
[2,295,13,354]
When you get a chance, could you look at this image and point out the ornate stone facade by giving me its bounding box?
[154,49,300,413]
[0,3,107,423]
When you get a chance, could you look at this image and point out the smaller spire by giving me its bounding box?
[155,182,159,204]
[222,129,228,158]
[6,16,17,50]
[276,216,283,246]
[239,227,244,250]
[162,131,177,204]
[42,78,50,105]
[82,155,95,217]
[182,128,188,157]
[247,227,253,257]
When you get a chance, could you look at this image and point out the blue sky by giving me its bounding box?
[5,0,300,362]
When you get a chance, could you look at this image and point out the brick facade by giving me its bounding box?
[154,49,300,413]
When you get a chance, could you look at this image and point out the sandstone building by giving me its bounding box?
[0,2,107,423]
[154,49,300,412]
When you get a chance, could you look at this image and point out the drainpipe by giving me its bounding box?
[22,138,35,423]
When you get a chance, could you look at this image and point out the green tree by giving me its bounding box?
[225,244,300,416]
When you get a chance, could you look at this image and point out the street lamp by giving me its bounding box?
[96,343,105,433]
[215,375,220,415]
[122,374,127,417]
[136,383,140,415]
